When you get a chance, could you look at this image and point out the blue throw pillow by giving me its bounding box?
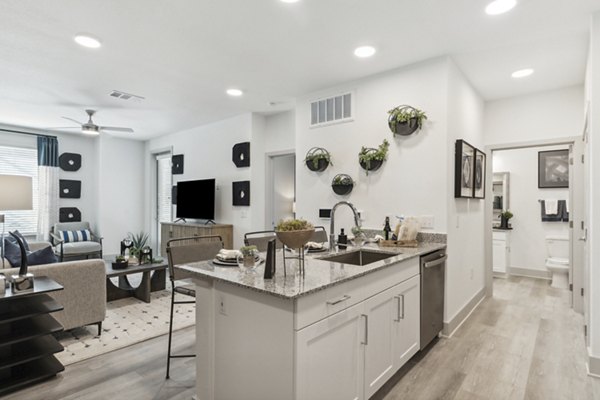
[59,229,92,243]
[3,238,57,268]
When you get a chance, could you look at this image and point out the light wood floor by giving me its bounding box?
[6,276,600,400]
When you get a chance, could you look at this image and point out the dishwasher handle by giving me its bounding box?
[424,254,447,268]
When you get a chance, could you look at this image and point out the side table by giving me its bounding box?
[0,276,65,396]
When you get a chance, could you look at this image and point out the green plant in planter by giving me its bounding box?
[500,210,513,220]
[115,255,126,262]
[387,106,427,134]
[127,231,150,258]
[304,150,332,170]
[240,245,258,256]
[333,175,353,186]
[359,139,390,174]
[276,218,314,231]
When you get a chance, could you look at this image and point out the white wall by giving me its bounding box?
[295,58,449,233]
[484,86,584,146]
[264,110,295,153]
[96,135,146,254]
[445,61,486,327]
[493,145,569,274]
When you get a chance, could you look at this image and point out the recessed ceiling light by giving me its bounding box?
[280,0,300,3]
[226,88,243,97]
[485,0,517,15]
[511,68,534,78]
[354,46,376,58]
[74,34,102,49]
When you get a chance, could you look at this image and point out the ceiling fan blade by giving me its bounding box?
[46,126,81,130]
[99,126,134,133]
[61,117,84,125]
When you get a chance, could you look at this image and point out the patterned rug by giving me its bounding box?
[55,288,195,366]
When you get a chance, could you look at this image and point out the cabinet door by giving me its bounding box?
[393,275,420,370]
[493,239,506,273]
[296,302,365,400]
[363,286,398,399]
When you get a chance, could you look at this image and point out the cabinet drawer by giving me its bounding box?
[294,257,420,330]
[295,277,365,330]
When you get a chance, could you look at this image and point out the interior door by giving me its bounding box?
[571,141,585,314]
[267,153,295,229]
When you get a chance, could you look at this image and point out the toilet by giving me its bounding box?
[545,236,570,289]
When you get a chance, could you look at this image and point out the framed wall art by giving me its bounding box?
[454,140,475,198]
[538,149,569,188]
[473,149,486,199]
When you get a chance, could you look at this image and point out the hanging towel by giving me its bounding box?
[544,199,558,215]
[541,200,562,222]
[559,200,569,222]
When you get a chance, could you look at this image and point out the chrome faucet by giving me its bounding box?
[329,201,362,251]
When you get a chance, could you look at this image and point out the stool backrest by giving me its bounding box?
[244,230,284,252]
[166,235,223,281]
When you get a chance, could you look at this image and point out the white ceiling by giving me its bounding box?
[0,0,598,140]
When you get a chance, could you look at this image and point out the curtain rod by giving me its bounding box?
[0,128,57,139]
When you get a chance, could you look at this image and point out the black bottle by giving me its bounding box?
[338,228,347,250]
[383,216,392,240]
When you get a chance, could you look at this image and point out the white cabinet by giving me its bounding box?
[393,275,420,368]
[363,286,398,399]
[296,302,365,400]
[296,271,421,400]
[493,230,511,274]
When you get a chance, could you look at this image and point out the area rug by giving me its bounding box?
[55,289,195,366]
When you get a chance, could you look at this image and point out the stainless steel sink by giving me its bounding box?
[319,249,398,266]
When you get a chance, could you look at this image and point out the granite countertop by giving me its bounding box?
[177,242,446,300]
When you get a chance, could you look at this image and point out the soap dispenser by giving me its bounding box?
[338,229,347,250]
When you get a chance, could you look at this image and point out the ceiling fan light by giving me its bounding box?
[81,127,99,135]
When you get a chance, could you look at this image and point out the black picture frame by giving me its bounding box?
[232,142,250,168]
[538,150,569,188]
[59,179,81,199]
[58,152,82,172]
[454,140,475,198]
[59,207,82,222]
[473,149,486,199]
[172,154,184,175]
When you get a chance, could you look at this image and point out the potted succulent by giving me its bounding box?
[275,218,315,250]
[387,105,427,136]
[304,147,332,172]
[499,210,513,229]
[112,255,128,270]
[359,139,390,175]
[238,245,259,272]
[331,174,354,195]
[128,231,149,262]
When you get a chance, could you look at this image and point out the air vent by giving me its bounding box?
[310,92,353,128]
[109,90,145,102]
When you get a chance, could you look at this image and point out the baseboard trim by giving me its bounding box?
[509,266,551,280]
[588,349,600,379]
[442,287,486,338]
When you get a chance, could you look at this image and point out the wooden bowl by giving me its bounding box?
[275,229,315,250]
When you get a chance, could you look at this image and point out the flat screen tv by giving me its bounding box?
[176,179,215,221]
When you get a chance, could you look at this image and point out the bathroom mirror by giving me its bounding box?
[492,172,510,214]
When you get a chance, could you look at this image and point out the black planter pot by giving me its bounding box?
[390,118,419,136]
[332,183,353,195]
[499,216,510,229]
[306,158,329,172]
[112,261,129,270]
[360,159,383,173]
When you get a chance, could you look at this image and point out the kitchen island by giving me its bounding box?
[178,242,446,400]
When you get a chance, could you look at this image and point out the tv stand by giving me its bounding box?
[160,222,233,255]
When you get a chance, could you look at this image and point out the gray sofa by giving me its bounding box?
[3,258,107,334]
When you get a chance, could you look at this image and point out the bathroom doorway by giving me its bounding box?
[485,137,585,314]
[265,151,296,230]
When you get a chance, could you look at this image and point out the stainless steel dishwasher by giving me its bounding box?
[420,249,447,350]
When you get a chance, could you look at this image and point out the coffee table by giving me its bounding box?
[104,257,168,303]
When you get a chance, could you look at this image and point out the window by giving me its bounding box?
[155,153,172,254]
[0,145,38,235]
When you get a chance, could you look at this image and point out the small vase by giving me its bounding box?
[238,250,258,272]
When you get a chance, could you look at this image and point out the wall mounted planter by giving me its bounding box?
[331,174,354,195]
[358,139,389,175]
[304,147,331,172]
[387,105,427,136]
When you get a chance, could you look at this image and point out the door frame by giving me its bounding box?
[484,136,583,313]
[265,150,295,230]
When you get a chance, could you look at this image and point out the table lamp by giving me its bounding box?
[0,175,33,291]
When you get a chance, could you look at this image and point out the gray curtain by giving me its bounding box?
[37,136,59,240]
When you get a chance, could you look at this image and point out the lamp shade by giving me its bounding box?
[0,175,33,211]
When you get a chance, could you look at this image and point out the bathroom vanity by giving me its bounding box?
[179,243,446,400]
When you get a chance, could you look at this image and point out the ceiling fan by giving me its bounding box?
[51,109,134,135]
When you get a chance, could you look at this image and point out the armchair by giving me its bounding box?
[50,222,103,262]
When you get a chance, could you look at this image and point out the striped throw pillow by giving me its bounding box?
[60,229,92,243]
